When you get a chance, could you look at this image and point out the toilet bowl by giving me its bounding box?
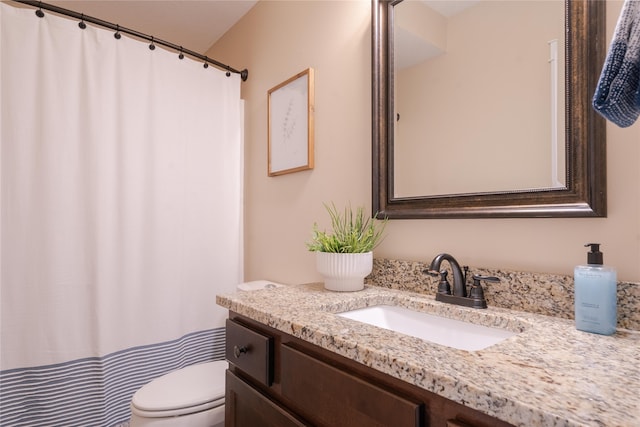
[129,280,285,426]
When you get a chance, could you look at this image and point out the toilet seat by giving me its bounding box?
[131,361,227,418]
[131,397,224,418]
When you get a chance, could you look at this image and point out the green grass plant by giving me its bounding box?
[307,203,387,253]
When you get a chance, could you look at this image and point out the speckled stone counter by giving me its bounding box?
[369,258,640,331]
[217,283,640,427]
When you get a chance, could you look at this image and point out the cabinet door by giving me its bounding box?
[281,344,423,427]
[226,370,307,427]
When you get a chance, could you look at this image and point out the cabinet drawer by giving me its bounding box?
[226,319,274,386]
[281,344,423,427]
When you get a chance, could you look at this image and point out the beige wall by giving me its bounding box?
[209,0,640,284]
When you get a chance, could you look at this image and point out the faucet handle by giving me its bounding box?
[423,268,440,277]
[472,274,500,283]
[436,269,452,295]
[423,268,452,295]
[470,275,499,301]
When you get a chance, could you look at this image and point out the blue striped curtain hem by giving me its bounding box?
[0,327,226,427]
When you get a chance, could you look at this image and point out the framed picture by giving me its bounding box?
[267,68,314,176]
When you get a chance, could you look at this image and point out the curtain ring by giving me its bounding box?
[149,36,156,51]
[178,47,184,60]
[114,24,121,40]
[203,56,209,69]
[226,66,231,77]
[78,13,87,29]
[35,2,44,18]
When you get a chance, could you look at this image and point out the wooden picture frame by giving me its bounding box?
[267,68,314,176]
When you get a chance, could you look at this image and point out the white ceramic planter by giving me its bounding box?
[316,251,373,292]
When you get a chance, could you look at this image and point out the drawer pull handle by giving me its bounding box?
[233,345,248,358]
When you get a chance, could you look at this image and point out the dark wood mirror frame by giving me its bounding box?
[372,0,607,219]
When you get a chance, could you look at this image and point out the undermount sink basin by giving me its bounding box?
[336,305,517,351]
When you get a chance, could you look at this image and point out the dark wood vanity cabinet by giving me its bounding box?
[225,313,514,427]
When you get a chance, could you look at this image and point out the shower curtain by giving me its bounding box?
[0,3,243,425]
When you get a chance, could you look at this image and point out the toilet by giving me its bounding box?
[129,280,284,426]
[130,361,227,427]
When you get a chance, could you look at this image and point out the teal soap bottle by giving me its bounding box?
[574,243,617,335]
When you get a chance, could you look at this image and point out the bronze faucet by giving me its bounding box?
[425,253,499,309]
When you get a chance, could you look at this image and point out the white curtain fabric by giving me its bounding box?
[0,3,243,371]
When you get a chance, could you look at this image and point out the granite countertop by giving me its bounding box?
[216,283,640,427]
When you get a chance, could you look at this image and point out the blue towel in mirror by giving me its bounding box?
[593,0,640,128]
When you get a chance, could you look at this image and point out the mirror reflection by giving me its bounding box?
[393,0,566,197]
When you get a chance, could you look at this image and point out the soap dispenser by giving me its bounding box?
[574,243,617,335]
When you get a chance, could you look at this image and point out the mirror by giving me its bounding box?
[372,0,607,218]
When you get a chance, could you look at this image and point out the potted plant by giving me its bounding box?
[307,203,387,291]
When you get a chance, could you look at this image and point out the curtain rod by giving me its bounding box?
[13,0,249,81]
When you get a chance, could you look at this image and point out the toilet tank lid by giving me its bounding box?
[237,280,285,291]
[132,361,227,412]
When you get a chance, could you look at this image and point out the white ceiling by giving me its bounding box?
[43,0,257,52]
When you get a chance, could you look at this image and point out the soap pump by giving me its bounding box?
[574,243,617,335]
